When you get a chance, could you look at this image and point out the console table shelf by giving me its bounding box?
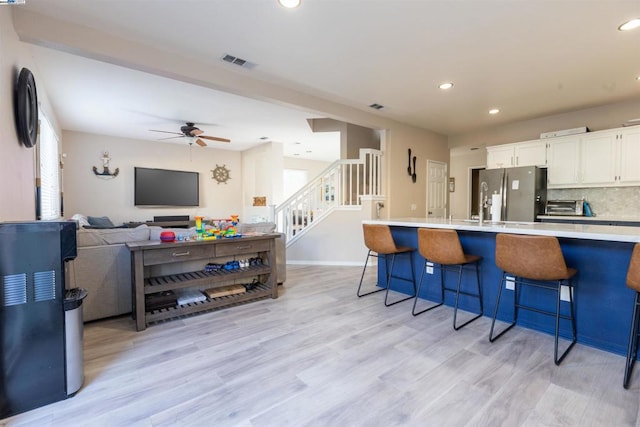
[144,265,272,294]
[127,234,278,331]
[145,282,271,324]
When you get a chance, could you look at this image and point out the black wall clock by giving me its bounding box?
[15,67,39,148]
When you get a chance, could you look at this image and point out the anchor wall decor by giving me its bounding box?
[93,151,119,178]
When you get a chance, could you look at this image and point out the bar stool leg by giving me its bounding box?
[554,280,577,365]
[453,262,483,330]
[384,253,416,307]
[489,272,518,342]
[412,259,444,316]
[357,250,386,297]
[624,292,640,388]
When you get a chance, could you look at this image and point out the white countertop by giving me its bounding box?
[538,215,640,222]
[364,217,640,243]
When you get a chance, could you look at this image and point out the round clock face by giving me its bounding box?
[212,165,230,184]
[15,68,39,148]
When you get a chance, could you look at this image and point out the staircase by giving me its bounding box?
[275,149,383,246]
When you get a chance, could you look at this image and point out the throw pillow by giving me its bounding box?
[87,216,115,229]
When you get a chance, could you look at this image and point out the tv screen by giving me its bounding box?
[134,167,199,206]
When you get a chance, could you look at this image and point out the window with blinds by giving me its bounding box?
[38,113,60,220]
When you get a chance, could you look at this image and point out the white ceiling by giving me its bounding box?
[16,1,640,158]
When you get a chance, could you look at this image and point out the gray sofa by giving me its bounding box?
[66,223,286,322]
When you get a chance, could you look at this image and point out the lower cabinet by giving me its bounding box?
[127,234,278,331]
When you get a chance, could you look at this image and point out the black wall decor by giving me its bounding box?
[15,68,39,148]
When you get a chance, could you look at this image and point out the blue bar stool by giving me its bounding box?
[412,228,483,330]
[357,224,416,306]
[623,243,640,388]
[489,233,577,365]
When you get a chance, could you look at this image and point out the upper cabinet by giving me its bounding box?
[547,126,640,188]
[486,139,546,169]
[618,126,640,185]
[547,136,580,186]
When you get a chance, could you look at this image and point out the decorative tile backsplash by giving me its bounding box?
[548,187,640,218]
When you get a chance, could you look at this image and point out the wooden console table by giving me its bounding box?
[127,234,278,331]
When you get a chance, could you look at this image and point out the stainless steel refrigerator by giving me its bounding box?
[478,166,547,222]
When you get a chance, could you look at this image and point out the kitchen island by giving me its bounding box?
[364,218,640,356]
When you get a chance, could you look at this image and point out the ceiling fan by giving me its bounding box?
[149,122,230,147]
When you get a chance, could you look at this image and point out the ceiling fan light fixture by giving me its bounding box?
[618,18,640,31]
[278,0,301,8]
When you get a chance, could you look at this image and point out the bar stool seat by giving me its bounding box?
[623,243,640,388]
[412,228,483,330]
[357,224,416,306]
[489,233,577,365]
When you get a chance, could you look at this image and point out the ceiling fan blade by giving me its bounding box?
[195,138,207,147]
[199,135,231,143]
[149,129,183,135]
[157,135,185,141]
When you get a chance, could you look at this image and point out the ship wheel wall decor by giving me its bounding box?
[211,164,230,184]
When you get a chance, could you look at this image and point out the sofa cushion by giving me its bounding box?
[237,222,276,234]
[78,224,151,246]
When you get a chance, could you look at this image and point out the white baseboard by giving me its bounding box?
[286,260,370,267]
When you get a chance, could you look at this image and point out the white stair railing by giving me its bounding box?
[275,149,382,244]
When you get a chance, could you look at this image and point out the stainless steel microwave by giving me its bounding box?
[545,200,583,216]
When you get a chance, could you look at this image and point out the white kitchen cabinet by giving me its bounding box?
[618,126,640,184]
[514,140,547,167]
[546,135,580,187]
[486,144,515,169]
[547,126,640,188]
[486,139,546,169]
[580,130,617,185]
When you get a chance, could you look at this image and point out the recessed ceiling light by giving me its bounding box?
[439,82,454,90]
[489,108,500,115]
[278,0,301,8]
[618,18,640,31]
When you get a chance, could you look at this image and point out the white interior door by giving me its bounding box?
[426,160,447,218]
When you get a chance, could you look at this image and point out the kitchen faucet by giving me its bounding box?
[479,181,489,225]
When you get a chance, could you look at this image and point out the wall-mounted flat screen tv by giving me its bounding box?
[134,167,199,206]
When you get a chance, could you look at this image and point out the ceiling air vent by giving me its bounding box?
[222,54,257,69]
[369,103,384,110]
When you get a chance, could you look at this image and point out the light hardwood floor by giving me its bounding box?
[3,265,640,426]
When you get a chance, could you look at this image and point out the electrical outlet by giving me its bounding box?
[505,276,515,290]
[426,262,434,274]
[560,285,571,302]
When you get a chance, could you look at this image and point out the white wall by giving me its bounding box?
[241,142,284,209]
[62,131,243,224]
[283,157,332,181]
[0,8,60,221]
[286,207,370,265]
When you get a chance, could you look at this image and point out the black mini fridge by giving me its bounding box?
[0,221,77,419]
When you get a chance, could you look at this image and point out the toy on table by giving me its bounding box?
[195,216,204,238]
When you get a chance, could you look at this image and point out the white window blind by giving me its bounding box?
[38,113,60,220]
